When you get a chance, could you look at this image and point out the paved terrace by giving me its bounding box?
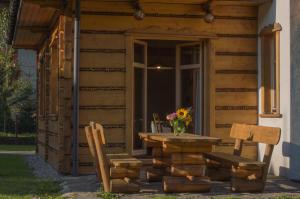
[17,153,300,199]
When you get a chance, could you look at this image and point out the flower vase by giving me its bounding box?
[173,121,186,136]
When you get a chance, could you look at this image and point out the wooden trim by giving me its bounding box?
[259,113,282,118]
[209,40,216,137]
[275,30,280,115]
[260,23,281,115]
[259,23,282,36]
[125,36,134,154]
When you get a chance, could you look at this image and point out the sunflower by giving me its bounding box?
[177,108,188,119]
[185,114,192,126]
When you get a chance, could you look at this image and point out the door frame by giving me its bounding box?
[125,33,215,155]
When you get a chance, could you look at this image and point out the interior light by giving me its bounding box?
[156,65,161,69]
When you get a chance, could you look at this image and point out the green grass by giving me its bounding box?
[0,132,35,138]
[150,196,177,199]
[0,154,62,199]
[0,145,35,151]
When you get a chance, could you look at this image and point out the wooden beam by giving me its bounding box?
[214,0,272,6]
[18,25,49,33]
[23,0,64,10]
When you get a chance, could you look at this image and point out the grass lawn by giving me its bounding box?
[0,154,62,199]
[0,145,35,151]
[0,132,35,138]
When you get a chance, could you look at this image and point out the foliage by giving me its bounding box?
[0,8,36,133]
[0,154,62,199]
[151,196,177,199]
[0,144,35,151]
[97,187,119,199]
[166,107,192,135]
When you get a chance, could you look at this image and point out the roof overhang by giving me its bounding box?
[8,0,272,50]
[8,0,66,50]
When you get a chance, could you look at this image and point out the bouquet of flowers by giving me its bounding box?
[166,107,192,136]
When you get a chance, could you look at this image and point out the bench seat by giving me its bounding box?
[109,158,142,168]
[205,152,265,168]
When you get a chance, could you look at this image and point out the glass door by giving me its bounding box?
[176,42,204,134]
[133,40,147,154]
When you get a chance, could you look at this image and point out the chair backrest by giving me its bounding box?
[230,123,281,183]
[153,113,162,133]
[90,121,106,144]
[84,125,101,182]
[90,122,111,192]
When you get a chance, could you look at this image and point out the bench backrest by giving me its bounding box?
[230,123,281,183]
[230,123,281,145]
[90,122,111,192]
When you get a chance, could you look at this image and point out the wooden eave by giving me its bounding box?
[10,0,270,49]
[10,0,64,50]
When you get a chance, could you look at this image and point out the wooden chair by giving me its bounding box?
[205,123,281,192]
[85,125,102,182]
[152,113,162,133]
[88,122,142,193]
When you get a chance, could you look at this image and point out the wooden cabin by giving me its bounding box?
[8,0,270,175]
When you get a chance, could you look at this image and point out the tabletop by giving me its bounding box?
[139,132,221,144]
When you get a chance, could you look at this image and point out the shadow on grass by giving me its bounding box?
[0,154,61,199]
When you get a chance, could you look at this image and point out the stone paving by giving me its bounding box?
[60,174,300,199]
[20,153,300,199]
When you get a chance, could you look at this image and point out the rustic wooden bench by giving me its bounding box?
[85,122,142,193]
[205,123,281,192]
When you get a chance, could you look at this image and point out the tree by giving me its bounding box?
[0,8,36,133]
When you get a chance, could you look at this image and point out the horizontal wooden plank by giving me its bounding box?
[48,134,59,151]
[80,52,125,68]
[48,120,58,134]
[215,92,257,106]
[79,109,125,125]
[215,37,257,53]
[170,165,206,177]
[212,128,231,139]
[80,33,125,49]
[80,72,125,87]
[81,16,257,35]
[79,128,125,144]
[215,110,258,125]
[79,90,125,106]
[171,153,206,165]
[215,55,257,70]
[213,145,258,160]
[79,145,125,155]
[163,143,213,153]
[215,74,257,89]
[81,2,257,18]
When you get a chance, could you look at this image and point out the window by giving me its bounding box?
[260,23,282,117]
[49,34,59,115]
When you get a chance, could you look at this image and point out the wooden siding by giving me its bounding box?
[37,16,73,174]
[76,1,259,174]
[35,0,259,174]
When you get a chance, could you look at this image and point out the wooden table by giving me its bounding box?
[139,133,221,193]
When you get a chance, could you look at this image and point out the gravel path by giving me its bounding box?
[24,154,62,181]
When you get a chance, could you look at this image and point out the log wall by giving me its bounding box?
[77,0,259,174]
[37,16,73,174]
[37,0,259,175]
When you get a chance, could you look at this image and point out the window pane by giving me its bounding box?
[134,67,145,149]
[134,43,145,64]
[180,45,200,65]
[181,69,203,134]
[147,69,175,131]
